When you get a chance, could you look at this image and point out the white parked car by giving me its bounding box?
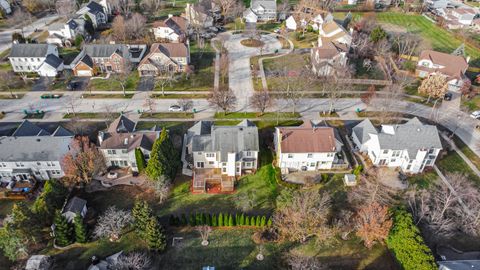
[168,105,183,112]
[470,111,480,119]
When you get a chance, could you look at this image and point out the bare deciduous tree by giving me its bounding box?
[286,252,326,270]
[208,87,237,115]
[126,13,147,40]
[392,33,421,59]
[116,61,133,97]
[215,0,237,23]
[250,91,273,115]
[348,168,397,206]
[112,251,152,270]
[143,97,157,116]
[112,15,127,42]
[8,9,32,36]
[154,69,178,96]
[0,71,17,97]
[273,190,333,243]
[141,0,164,10]
[355,202,392,249]
[110,0,132,15]
[178,98,194,113]
[93,206,133,241]
[55,0,77,17]
[196,225,212,244]
[219,53,229,86]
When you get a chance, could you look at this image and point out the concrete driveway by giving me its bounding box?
[220,32,283,110]
[137,76,154,91]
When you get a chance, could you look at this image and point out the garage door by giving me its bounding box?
[76,70,92,77]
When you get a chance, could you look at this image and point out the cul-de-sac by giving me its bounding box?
[0,0,480,269]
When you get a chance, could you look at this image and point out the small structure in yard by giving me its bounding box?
[437,245,480,270]
[25,255,53,270]
[87,251,123,270]
[62,196,87,222]
[344,174,357,186]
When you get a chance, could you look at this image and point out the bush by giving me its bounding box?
[240,213,245,226]
[212,214,217,226]
[189,214,195,226]
[218,213,223,227]
[170,213,271,227]
[181,214,187,226]
[402,60,416,72]
[255,216,261,226]
[386,209,436,270]
[267,217,273,226]
[353,165,363,176]
[260,216,266,227]
[228,214,234,226]
[206,214,212,226]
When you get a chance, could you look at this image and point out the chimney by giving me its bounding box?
[466,56,471,63]
[168,14,173,18]
[109,40,116,45]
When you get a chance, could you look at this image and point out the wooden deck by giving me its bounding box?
[192,168,235,194]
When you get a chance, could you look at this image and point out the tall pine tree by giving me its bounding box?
[145,217,166,251]
[132,200,152,237]
[74,215,87,243]
[134,148,147,173]
[54,211,73,247]
[145,128,179,181]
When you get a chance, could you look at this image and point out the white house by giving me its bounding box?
[98,115,159,172]
[274,122,344,173]
[62,196,87,222]
[285,16,297,31]
[47,18,87,46]
[76,1,108,28]
[9,43,63,76]
[151,15,187,42]
[416,50,469,91]
[0,0,12,15]
[244,0,276,22]
[311,39,348,77]
[185,0,218,28]
[311,12,334,31]
[352,118,443,174]
[425,0,449,9]
[185,120,259,192]
[0,121,73,182]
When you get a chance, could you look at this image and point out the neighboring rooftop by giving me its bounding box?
[418,50,469,80]
[9,43,51,58]
[63,196,87,214]
[277,121,340,153]
[0,136,73,162]
[84,44,129,58]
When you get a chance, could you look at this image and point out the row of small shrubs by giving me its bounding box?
[169,213,272,227]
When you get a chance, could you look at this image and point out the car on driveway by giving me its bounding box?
[67,81,80,91]
[168,105,183,112]
[444,93,452,101]
[470,111,480,119]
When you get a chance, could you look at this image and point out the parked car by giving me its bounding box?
[40,94,62,99]
[67,81,80,90]
[168,105,183,112]
[470,111,480,119]
[444,93,452,101]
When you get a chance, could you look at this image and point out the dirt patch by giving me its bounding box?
[379,23,407,34]
[241,38,265,47]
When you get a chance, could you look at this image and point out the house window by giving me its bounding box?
[222,167,226,173]
[121,150,128,154]
[222,163,227,167]
[246,151,252,157]
[236,167,240,173]
[382,150,389,154]
[391,159,396,163]
[144,154,150,159]
[206,153,215,158]
[107,149,117,155]
[428,149,435,154]
[307,153,313,158]
[197,152,203,155]
[327,153,334,157]
[288,154,293,159]
[120,160,128,166]
[245,162,251,167]
[310,162,315,167]
[208,161,214,165]
[37,162,41,166]
[392,150,401,157]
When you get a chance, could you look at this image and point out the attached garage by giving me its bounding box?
[72,54,94,77]
[76,69,93,77]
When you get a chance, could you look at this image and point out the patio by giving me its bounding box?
[192,168,235,194]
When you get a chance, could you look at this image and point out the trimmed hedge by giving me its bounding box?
[169,212,272,227]
[386,209,437,270]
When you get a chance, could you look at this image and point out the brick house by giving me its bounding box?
[137,43,190,76]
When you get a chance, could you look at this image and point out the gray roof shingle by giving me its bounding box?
[10,44,51,58]
[84,44,129,58]
[63,196,87,214]
[12,120,50,137]
[0,136,73,162]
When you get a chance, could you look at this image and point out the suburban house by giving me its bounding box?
[97,115,159,172]
[351,118,443,174]
[0,120,74,182]
[311,39,348,77]
[73,43,147,75]
[47,18,88,46]
[285,16,298,31]
[185,0,219,28]
[274,122,345,174]
[62,196,87,222]
[152,15,188,42]
[76,0,108,28]
[311,12,334,31]
[416,50,469,91]
[425,0,449,9]
[9,43,63,77]
[441,7,478,29]
[184,120,259,193]
[0,0,12,15]
[318,20,352,46]
[69,51,94,77]
[244,0,277,22]
[137,43,190,76]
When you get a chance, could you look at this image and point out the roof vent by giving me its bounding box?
[124,138,128,145]
[36,138,41,142]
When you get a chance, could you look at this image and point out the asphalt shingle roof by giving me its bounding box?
[12,120,50,137]
[44,54,63,68]
[10,44,50,58]
[84,44,129,58]
[63,196,87,214]
[0,136,72,162]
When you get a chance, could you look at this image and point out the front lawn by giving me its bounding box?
[82,93,134,99]
[63,112,121,119]
[214,112,301,119]
[150,93,209,99]
[288,31,317,49]
[437,150,480,185]
[90,73,139,91]
[462,95,480,112]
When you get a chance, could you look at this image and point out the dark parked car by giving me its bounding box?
[67,81,80,90]
[444,93,452,101]
[40,94,62,99]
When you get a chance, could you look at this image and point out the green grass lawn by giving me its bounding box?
[214,112,301,119]
[452,136,480,171]
[90,73,139,91]
[407,170,438,189]
[462,95,480,111]
[374,12,480,66]
[256,22,282,32]
[140,112,194,119]
[156,41,215,92]
[0,61,11,71]
[437,150,480,186]
[63,112,121,119]
[288,31,317,49]
[150,93,209,99]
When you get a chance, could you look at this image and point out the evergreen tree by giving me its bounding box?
[145,217,166,251]
[196,213,202,225]
[212,214,218,226]
[145,128,179,181]
[218,213,223,227]
[181,214,188,226]
[53,211,73,247]
[189,213,195,226]
[255,216,261,227]
[135,148,147,173]
[168,215,175,226]
[267,217,272,226]
[260,216,266,227]
[74,215,87,243]
[245,216,250,226]
[206,214,212,226]
[201,213,207,225]
[240,213,245,226]
[228,214,234,226]
[132,200,151,237]
[235,213,239,225]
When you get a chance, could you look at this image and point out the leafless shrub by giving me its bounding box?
[112,251,152,270]
[93,206,132,241]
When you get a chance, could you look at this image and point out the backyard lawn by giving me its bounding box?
[437,150,480,185]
